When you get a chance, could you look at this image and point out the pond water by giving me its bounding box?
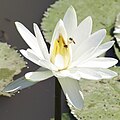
[0,0,76,119]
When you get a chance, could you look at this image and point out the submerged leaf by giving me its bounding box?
[41,0,120,43]
[69,67,120,120]
[3,76,37,93]
[0,43,26,96]
[3,67,48,93]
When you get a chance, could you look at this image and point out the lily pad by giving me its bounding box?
[0,42,26,97]
[68,67,120,120]
[41,0,120,43]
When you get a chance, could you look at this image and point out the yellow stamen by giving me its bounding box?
[50,34,71,70]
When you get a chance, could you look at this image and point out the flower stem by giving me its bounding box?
[55,77,61,120]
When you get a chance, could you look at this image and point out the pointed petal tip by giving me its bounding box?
[25,72,32,80]
[106,69,118,79]
[25,71,53,82]
[86,16,92,21]
[86,16,92,26]
[66,93,84,109]
[58,19,64,24]
[55,19,64,28]
[101,29,106,34]
[93,28,106,40]
[3,86,21,93]
[20,49,25,54]
[111,58,118,66]
[15,21,23,28]
[33,23,39,30]
[96,28,106,35]
[110,40,115,44]
[33,23,40,33]
[114,59,118,65]
[33,23,37,27]
[82,16,92,25]
[69,5,75,11]
[15,21,20,25]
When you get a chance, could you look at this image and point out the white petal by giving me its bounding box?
[58,77,84,109]
[76,67,117,80]
[72,16,92,56]
[73,29,106,62]
[54,54,64,70]
[78,57,118,68]
[114,28,120,33]
[71,41,115,67]
[90,41,115,58]
[53,69,81,80]
[95,68,117,79]
[50,19,67,54]
[25,70,53,82]
[71,47,95,67]
[20,49,40,66]
[77,68,102,80]
[63,6,77,37]
[15,22,42,57]
[33,23,49,59]
[20,49,51,69]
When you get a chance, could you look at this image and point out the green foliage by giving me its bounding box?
[0,43,26,96]
[68,67,120,120]
[41,0,120,43]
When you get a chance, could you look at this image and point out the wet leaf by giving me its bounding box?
[0,43,26,96]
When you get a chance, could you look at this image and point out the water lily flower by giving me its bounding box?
[15,6,118,109]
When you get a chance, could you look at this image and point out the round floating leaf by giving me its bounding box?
[0,43,26,97]
[68,67,120,120]
[41,0,120,44]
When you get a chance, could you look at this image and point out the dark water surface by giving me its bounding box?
[0,0,74,120]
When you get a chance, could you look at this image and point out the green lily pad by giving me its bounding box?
[68,67,120,120]
[0,43,26,97]
[41,0,120,43]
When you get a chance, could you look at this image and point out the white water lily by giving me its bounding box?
[15,6,118,109]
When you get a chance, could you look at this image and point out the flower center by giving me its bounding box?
[50,34,73,70]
